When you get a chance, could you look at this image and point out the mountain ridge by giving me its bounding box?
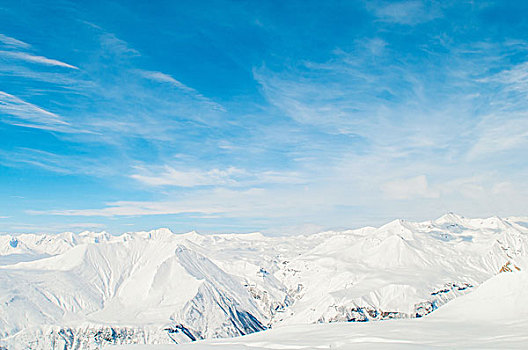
[1,214,527,349]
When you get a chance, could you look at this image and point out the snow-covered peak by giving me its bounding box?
[433,212,466,226]
[1,214,528,349]
[376,219,415,240]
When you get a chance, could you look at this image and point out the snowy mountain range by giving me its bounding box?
[1,213,527,349]
[118,259,528,349]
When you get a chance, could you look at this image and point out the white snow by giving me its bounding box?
[1,214,528,349]
[115,263,528,349]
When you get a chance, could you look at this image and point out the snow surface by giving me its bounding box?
[1,214,528,349]
[117,266,528,349]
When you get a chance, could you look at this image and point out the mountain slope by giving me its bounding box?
[1,214,527,349]
[157,262,528,350]
[0,230,266,349]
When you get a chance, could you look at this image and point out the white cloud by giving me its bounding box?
[140,70,190,90]
[434,176,528,217]
[138,70,225,111]
[28,200,226,217]
[442,177,485,200]
[131,166,246,187]
[130,166,304,187]
[0,51,77,69]
[0,91,70,130]
[28,186,326,219]
[492,181,515,195]
[381,175,439,200]
[0,64,85,87]
[0,34,31,49]
[10,26,528,231]
[0,148,116,177]
[26,164,528,228]
[368,0,441,25]
[99,33,140,57]
[253,67,365,133]
[467,115,528,159]
[484,61,528,94]
[361,37,388,56]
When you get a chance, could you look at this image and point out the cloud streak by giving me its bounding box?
[0,51,78,69]
[0,34,31,49]
[131,165,304,187]
[0,91,70,130]
[28,201,224,217]
[0,148,117,176]
[28,186,322,220]
[367,0,442,25]
[468,114,528,159]
[138,70,225,111]
[131,166,245,187]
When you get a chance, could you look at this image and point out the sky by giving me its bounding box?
[0,0,527,235]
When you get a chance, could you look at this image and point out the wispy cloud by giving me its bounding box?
[483,61,528,94]
[467,114,528,159]
[139,70,193,90]
[28,170,528,229]
[253,51,465,156]
[0,148,72,174]
[0,91,70,130]
[367,0,442,25]
[138,70,225,111]
[0,51,78,69]
[5,2,528,233]
[248,36,528,223]
[29,32,526,228]
[381,175,439,200]
[28,187,317,220]
[0,148,116,177]
[28,201,224,217]
[0,64,86,87]
[0,34,31,49]
[131,165,304,187]
[465,59,528,159]
[99,32,140,57]
[131,166,245,187]
[0,27,232,189]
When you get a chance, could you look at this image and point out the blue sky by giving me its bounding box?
[1,0,527,234]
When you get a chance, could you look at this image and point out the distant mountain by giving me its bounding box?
[1,214,527,349]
